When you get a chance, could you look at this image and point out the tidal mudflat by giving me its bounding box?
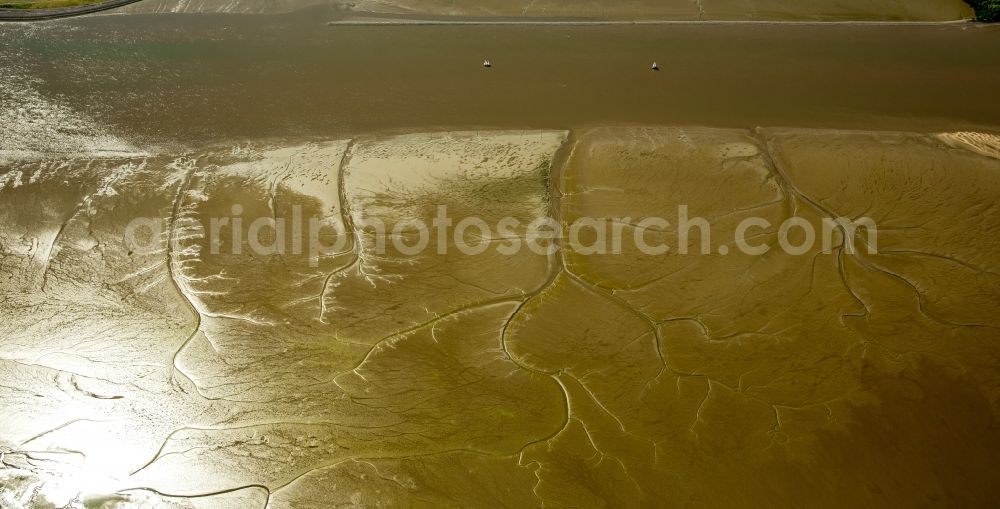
[2,4,1000,509]
[3,126,1000,507]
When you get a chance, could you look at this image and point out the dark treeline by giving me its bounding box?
[965,0,999,21]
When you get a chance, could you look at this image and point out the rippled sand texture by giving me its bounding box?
[115,0,974,20]
[2,127,1000,507]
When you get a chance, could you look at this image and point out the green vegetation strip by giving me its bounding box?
[0,0,102,7]
[965,0,999,20]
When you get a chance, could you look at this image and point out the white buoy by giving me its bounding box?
[483,59,492,68]
[651,61,660,71]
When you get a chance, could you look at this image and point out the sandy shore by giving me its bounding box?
[108,0,975,21]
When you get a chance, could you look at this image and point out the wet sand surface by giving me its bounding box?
[2,6,1000,509]
[2,126,1000,507]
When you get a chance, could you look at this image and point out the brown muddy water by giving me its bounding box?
[2,8,1000,509]
[2,11,999,146]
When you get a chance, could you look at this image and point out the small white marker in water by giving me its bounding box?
[651,61,660,71]
[483,59,492,68]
